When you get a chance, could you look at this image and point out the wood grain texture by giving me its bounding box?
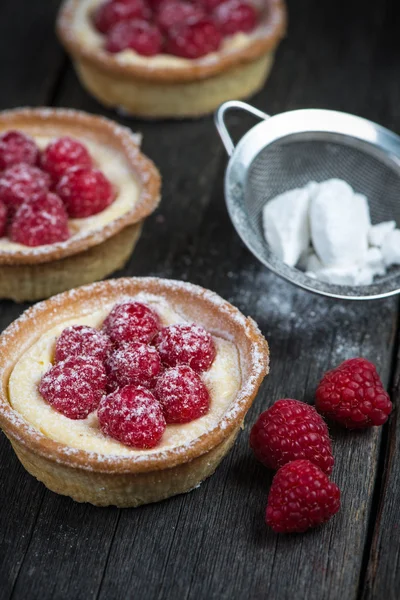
[0,0,399,599]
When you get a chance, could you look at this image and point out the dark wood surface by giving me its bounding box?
[0,0,399,598]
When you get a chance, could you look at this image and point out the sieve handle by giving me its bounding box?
[215,101,270,156]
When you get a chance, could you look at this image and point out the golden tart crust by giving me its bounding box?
[0,278,269,507]
[57,0,287,118]
[0,108,161,301]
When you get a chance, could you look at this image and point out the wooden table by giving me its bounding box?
[1,1,399,598]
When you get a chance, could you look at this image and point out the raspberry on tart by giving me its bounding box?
[156,1,205,33]
[103,301,161,344]
[0,164,51,214]
[56,165,115,218]
[106,19,163,55]
[55,325,113,364]
[154,365,210,424]
[98,385,166,449]
[0,130,40,170]
[165,18,223,59]
[10,193,70,247]
[106,340,162,390]
[40,136,93,182]
[94,0,151,34]
[213,0,258,36]
[0,200,6,237]
[266,460,341,533]
[154,323,216,372]
[39,356,107,420]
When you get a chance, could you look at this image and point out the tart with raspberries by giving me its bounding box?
[0,108,160,301]
[57,0,287,118]
[0,277,269,507]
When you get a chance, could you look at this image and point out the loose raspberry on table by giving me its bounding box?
[40,137,92,182]
[55,325,113,364]
[0,130,40,171]
[0,164,51,214]
[154,324,216,372]
[250,399,334,474]
[154,365,210,423]
[315,358,392,429]
[98,385,166,448]
[165,18,223,59]
[94,0,151,34]
[156,1,205,33]
[10,192,70,247]
[56,166,115,218]
[0,200,6,237]
[213,1,258,36]
[106,19,163,55]
[266,460,341,533]
[106,341,162,390]
[39,356,107,420]
[103,302,161,345]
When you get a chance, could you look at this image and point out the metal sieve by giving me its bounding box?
[215,100,400,300]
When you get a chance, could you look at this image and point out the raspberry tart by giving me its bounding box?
[0,278,269,507]
[0,108,160,302]
[57,0,287,118]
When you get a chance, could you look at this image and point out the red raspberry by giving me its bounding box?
[165,18,222,59]
[94,0,151,34]
[316,358,392,429]
[106,20,163,55]
[156,1,205,33]
[0,131,40,170]
[154,324,216,372]
[98,385,166,448]
[56,166,115,218]
[40,137,92,182]
[10,193,70,247]
[0,200,6,237]
[103,302,160,345]
[213,1,258,36]
[0,164,51,214]
[266,460,341,533]
[154,365,210,423]
[196,0,226,9]
[55,325,113,364]
[39,356,107,420]
[250,399,334,474]
[106,341,162,390]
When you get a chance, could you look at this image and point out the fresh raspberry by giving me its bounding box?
[10,193,70,247]
[55,325,113,364]
[56,166,114,218]
[39,356,107,420]
[154,365,210,423]
[315,358,392,429]
[165,18,222,59]
[0,164,51,214]
[98,385,166,448]
[196,0,226,10]
[106,341,162,390]
[94,0,151,34]
[106,19,163,55]
[250,399,334,474]
[266,460,341,533]
[40,137,92,182]
[154,324,216,372]
[213,1,258,36]
[0,131,40,170]
[156,1,205,33]
[103,302,160,345]
[0,200,6,237]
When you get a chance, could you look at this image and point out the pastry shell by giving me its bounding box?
[0,277,269,507]
[57,0,287,118]
[0,108,161,301]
